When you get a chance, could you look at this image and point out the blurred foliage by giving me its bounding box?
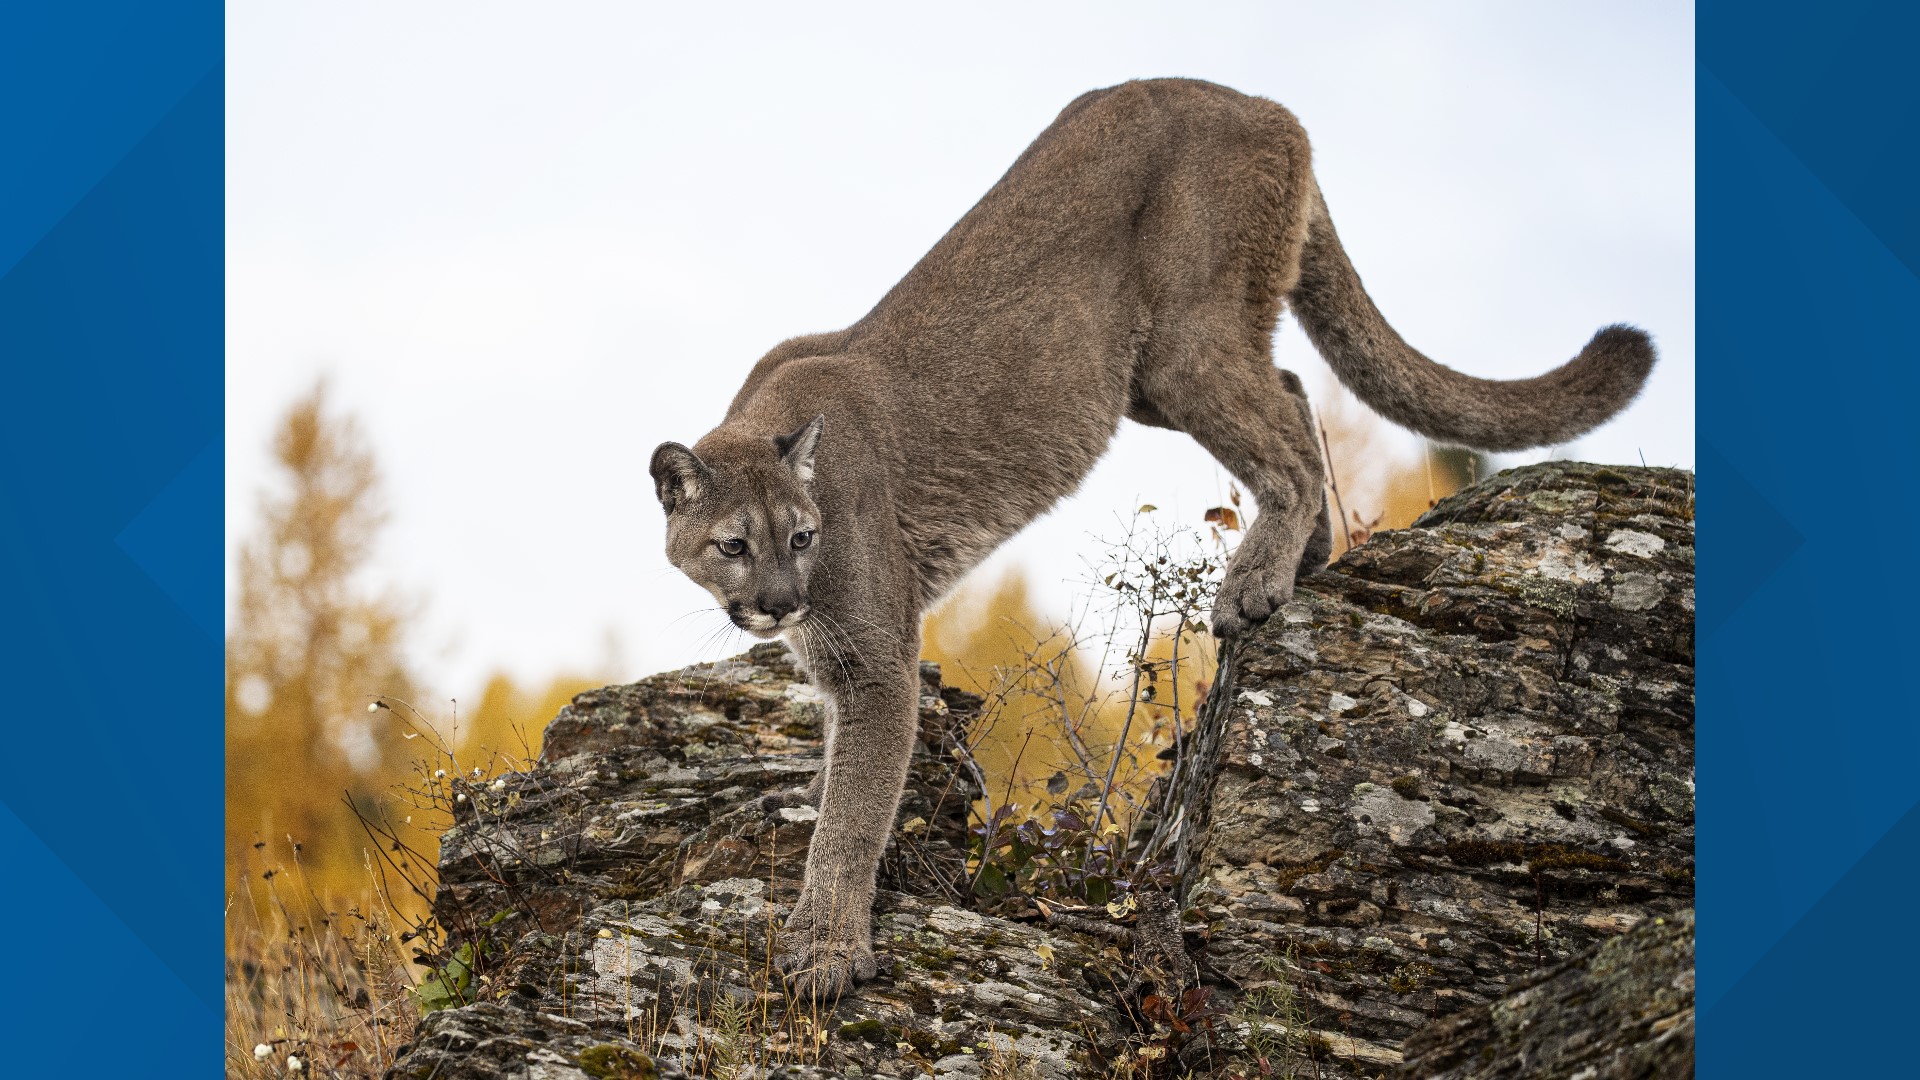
[925,575,1106,805]
[224,383,602,924]
[455,672,602,769]
[225,381,424,913]
[1316,383,1487,553]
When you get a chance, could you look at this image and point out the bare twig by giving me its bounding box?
[1317,413,1351,556]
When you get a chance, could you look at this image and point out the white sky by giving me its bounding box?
[226,1,1694,698]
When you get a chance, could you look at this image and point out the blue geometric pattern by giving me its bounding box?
[1700,1,1920,1073]
[116,439,224,641]
[1694,445,1800,639]
[0,4,220,1071]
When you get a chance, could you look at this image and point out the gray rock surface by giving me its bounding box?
[387,462,1693,1080]
[1396,910,1694,1079]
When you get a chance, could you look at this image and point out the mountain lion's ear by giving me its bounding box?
[774,415,825,484]
[650,442,709,513]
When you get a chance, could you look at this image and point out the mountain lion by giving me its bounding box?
[650,78,1654,998]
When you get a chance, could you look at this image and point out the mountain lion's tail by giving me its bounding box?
[1287,185,1655,452]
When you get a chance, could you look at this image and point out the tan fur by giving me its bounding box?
[650,78,1654,999]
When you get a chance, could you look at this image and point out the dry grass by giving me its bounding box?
[225,694,530,1079]
[225,843,419,1078]
[223,710,847,1078]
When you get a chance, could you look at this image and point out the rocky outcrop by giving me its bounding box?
[395,650,1146,1080]
[387,462,1693,1080]
[1174,462,1695,1076]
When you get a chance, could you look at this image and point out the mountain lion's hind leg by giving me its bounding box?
[1138,351,1328,639]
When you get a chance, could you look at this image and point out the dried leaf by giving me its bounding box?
[1204,506,1242,531]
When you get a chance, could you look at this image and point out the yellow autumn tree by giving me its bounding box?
[455,670,604,766]
[226,381,422,903]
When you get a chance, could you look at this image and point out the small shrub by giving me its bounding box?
[952,509,1228,912]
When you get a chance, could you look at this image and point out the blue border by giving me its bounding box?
[1700,1,1920,1074]
[0,4,222,1071]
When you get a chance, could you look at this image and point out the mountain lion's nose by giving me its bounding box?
[760,598,800,621]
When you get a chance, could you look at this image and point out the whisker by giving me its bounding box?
[692,617,740,663]
[797,622,844,693]
[817,609,886,655]
[816,620,855,691]
[807,612,863,693]
[824,608,894,640]
[665,606,726,631]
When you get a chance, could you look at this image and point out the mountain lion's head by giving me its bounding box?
[650,416,824,638]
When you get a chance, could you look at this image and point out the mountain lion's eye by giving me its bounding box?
[791,530,814,551]
[717,538,746,557]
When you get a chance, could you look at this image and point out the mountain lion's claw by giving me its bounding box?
[778,939,877,1003]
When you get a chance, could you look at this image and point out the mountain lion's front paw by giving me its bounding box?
[1211,556,1297,640]
[777,934,876,1002]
